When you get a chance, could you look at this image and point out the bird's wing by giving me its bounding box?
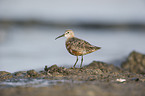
[68,37,93,52]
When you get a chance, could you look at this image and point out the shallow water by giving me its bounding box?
[0,26,145,72]
[0,78,83,88]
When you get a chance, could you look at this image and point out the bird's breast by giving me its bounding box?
[65,41,83,56]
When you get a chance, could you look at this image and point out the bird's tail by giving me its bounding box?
[95,46,101,50]
[87,46,101,54]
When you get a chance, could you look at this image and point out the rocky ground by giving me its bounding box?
[0,51,145,96]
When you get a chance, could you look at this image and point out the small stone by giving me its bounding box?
[44,65,48,72]
[131,77,139,81]
[116,78,126,82]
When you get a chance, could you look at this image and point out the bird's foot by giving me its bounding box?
[73,66,76,69]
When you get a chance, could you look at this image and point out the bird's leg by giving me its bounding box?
[80,55,83,68]
[73,56,78,68]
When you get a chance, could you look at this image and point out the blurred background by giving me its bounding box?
[0,0,145,73]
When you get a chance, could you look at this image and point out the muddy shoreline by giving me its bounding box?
[0,51,145,96]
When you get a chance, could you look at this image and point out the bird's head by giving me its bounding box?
[55,30,74,40]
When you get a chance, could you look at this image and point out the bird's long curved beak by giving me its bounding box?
[55,34,65,40]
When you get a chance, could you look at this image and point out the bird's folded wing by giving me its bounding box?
[70,38,94,52]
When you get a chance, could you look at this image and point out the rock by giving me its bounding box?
[85,61,121,73]
[13,71,27,77]
[121,51,145,74]
[0,71,11,77]
[0,71,12,81]
[45,65,68,76]
[27,70,41,78]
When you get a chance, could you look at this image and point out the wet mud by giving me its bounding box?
[0,51,145,96]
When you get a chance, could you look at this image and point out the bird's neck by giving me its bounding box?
[67,36,74,39]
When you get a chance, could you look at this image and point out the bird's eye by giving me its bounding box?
[67,32,69,34]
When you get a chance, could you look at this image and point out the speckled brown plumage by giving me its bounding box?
[66,37,100,56]
[55,30,101,68]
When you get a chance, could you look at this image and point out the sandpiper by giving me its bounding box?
[55,30,101,68]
